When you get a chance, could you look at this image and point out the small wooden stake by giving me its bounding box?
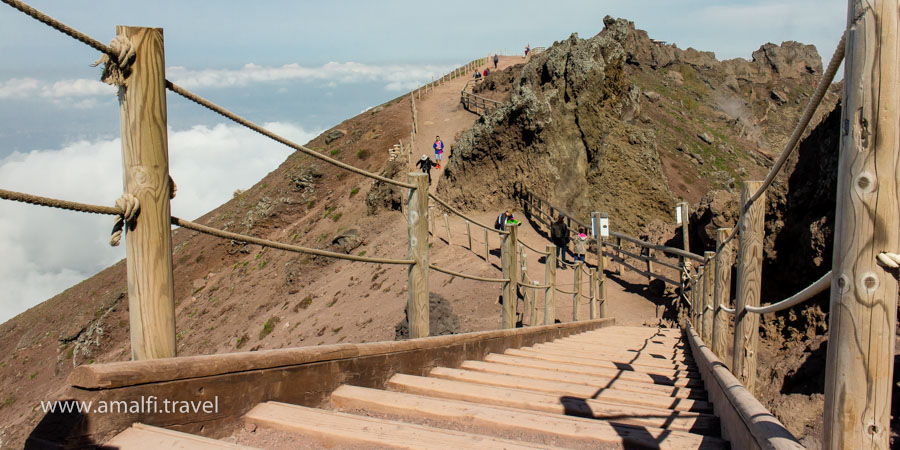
[407,174,430,338]
[466,221,472,250]
[545,244,557,325]
[732,180,764,392]
[501,223,519,329]
[484,229,490,261]
[443,213,452,245]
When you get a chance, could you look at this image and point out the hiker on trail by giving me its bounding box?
[483,68,489,77]
[493,54,499,69]
[416,154,437,184]
[495,210,513,231]
[574,226,588,263]
[550,215,570,267]
[433,136,444,169]
[474,70,481,79]
[525,44,530,58]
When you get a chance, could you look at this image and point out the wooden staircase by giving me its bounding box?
[105,326,727,449]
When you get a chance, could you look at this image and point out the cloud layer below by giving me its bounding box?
[0,122,318,324]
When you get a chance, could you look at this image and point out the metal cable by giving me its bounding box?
[429,264,508,283]
[172,216,414,265]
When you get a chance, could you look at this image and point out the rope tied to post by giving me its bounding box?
[109,194,140,247]
[877,252,900,271]
[91,34,135,86]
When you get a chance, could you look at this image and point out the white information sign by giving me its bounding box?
[599,216,609,238]
[675,205,683,225]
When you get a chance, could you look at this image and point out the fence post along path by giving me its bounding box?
[501,223,519,329]
[702,251,716,344]
[117,26,176,360]
[407,174,429,338]
[824,1,900,447]
[544,244,557,325]
[712,227,733,361]
[731,181,765,393]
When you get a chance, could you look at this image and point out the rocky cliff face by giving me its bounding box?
[438,16,835,235]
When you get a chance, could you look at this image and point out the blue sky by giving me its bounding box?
[0,0,847,323]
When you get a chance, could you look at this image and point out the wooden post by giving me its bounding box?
[520,245,530,325]
[702,251,716,344]
[616,236,623,275]
[679,201,691,253]
[824,2,900,447]
[712,228,733,361]
[483,229,489,261]
[428,205,435,234]
[443,213,452,245]
[594,212,608,318]
[118,26,176,360]
[466,221,472,250]
[645,248,654,282]
[406,174,430,338]
[731,180,764,392]
[694,267,705,331]
[501,223,519,329]
[589,269,597,319]
[545,244,557,325]
[573,262,582,321]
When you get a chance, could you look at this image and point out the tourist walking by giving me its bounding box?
[574,227,588,263]
[433,136,444,169]
[416,155,437,185]
[550,216,570,267]
[493,54,499,69]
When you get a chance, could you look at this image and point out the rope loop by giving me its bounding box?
[92,34,135,86]
[877,252,900,270]
[109,194,140,247]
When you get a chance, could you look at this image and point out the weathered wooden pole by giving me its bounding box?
[824,2,900,447]
[466,221,472,250]
[573,262,583,321]
[428,205,435,234]
[118,26,176,360]
[645,248,654,282]
[589,268,598,319]
[442,213,452,245]
[520,245,531,325]
[694,266,705,331]
[592,212,608,318]
[731,180,765,392]
[712,227,733,361]
[702,251,716,344]
[545,244,557,325]
[679,201,691,253]
[483,229,490,261]
[407,173,430,338]
[501,223,519,329]
[615,236,623,275]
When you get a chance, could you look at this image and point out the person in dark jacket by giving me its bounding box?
[550,215,569,267]
[415,154,437,184]
[493,53,499,68]
[495,210,513,231]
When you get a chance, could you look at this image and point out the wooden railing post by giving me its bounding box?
[712,227,733,361]
[731,180,764,392]
[545,244,557,324]
[593,212,608,318]
[573,262,583,321]
[615,236,623,275]
[501,223,519,329]
[483,229,490,261]
[702,251,716,343]
[645,249,654,282]
[466,221,472,250]
[824,2,900,446]
[442,213,452,245]
[407,173,430,338]
[679,201,691,253]
[520,245,531,325]
[118,26,176,360]
[694,267,704,331]
[589,269,597,319]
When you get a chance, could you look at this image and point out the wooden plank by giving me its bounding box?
[331,385,727,449]
[501,223,519,329]
[117,26,176,360]
[712,228,733,361]
[731,181,764,392]
[461,360,706,399]
[533,343,691,363]
[105,423,256,449]
[484,354,703,387]
[428,367,711,412]
[387,374,719,434]
[245,402,549,449]
[824,2,900,447]
[509,348,697,374]
[407,173,430,338]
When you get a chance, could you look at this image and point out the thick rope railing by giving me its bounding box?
[0,188,122,216]
[517,280,550,289]
[172,217,414,265]
[718,31,847,251]
[743,271,831,315]
[428,264,509,283]
[519,240,549,256]
[428,193,507,235]
[166,82,416,189]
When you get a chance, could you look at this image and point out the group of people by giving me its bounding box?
[415,136,444,185]
[495,211,588,269]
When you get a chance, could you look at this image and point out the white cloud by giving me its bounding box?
[0,76,115,106]
[167,61,457,91]
[0,122,319,324]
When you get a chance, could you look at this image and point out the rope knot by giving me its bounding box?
[877,252,900,271]
[109,194,140,247]
[92,35,136,86]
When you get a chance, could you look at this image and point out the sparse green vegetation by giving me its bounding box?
[356,149,370,159]
[349,187,360,197]
[29,371,38,380]
[298,295,313,310]
[259,316,281,340]
[330,149,340,156]
[236,333,250,349]
[327,298,338,307]
[331,326,343,334]
[330,212,342,222]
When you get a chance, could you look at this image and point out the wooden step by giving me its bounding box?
[525,345,698,370]
[556,336,688,351]
[461,360,706,399]
[428,367,712,412]
[581,327,682,338]
[535,342,693,364]
[387,374,719,434]
[105,423,256,449]
[504,349,700,379]
[244,401,551,449]
[484,354,703,388]
[331,385,727,449]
